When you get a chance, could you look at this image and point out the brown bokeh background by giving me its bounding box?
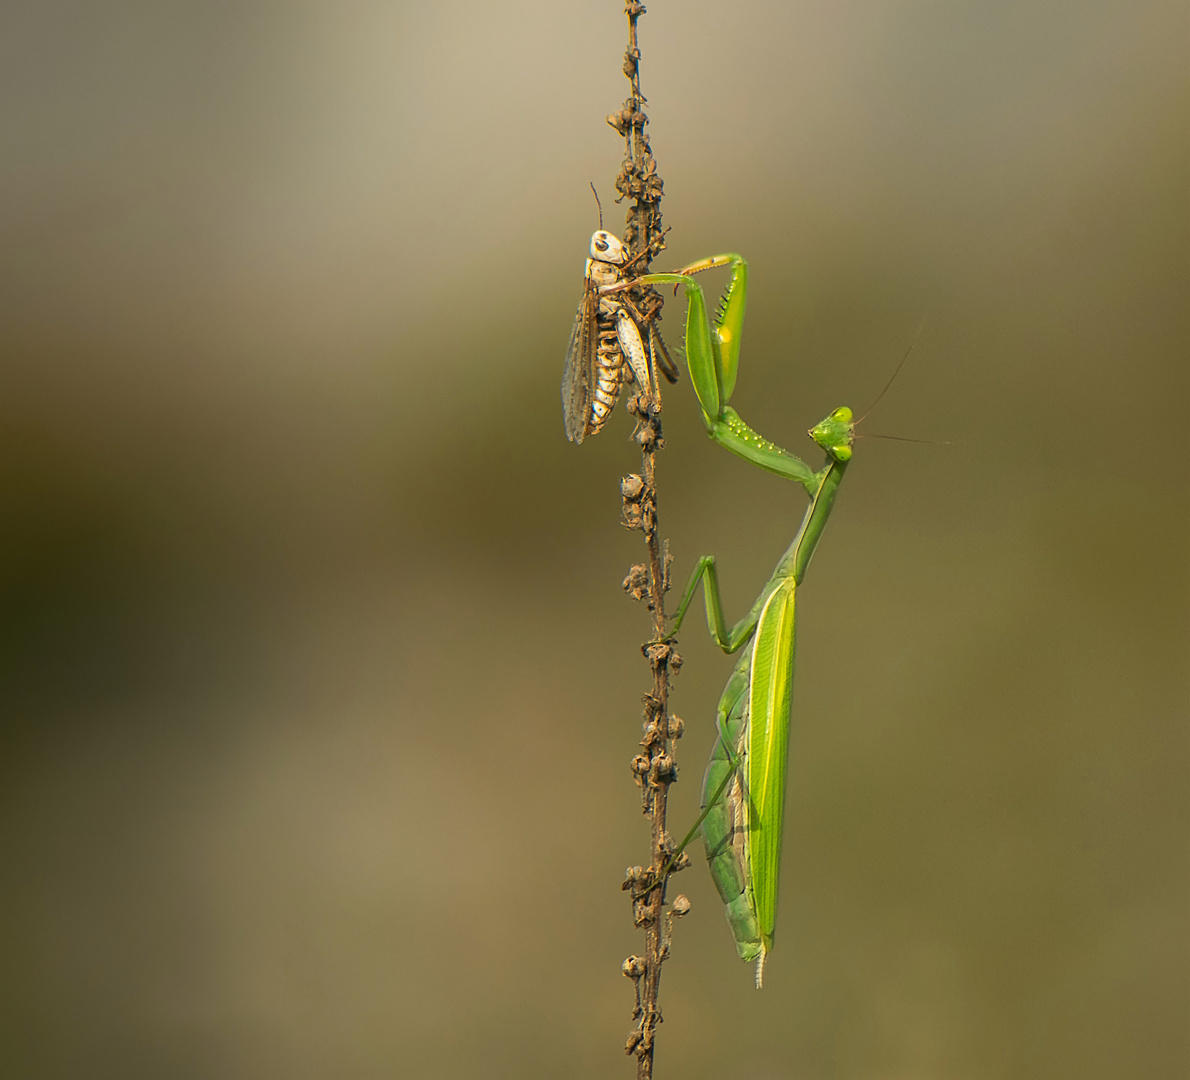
[1,3,1186,1078]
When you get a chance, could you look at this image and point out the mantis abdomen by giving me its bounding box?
[701,650,763,962]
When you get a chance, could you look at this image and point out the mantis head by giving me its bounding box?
[809,407,854,463]
[589,230,628,265]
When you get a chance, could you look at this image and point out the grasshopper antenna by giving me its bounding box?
[855,314,927,427]
[589,182,603,231]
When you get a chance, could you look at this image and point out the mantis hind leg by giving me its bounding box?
[669,554,764,653]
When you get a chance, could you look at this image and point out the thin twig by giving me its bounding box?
[610,5,688,1077]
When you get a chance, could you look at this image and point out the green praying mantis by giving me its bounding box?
[634,255,857,989]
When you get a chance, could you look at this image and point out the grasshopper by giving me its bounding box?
[562,228,677,443]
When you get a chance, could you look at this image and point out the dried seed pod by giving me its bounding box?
[650,753,676,784]
[622,564,648,598]
[644,641,672,666]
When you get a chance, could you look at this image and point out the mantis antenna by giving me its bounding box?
[854,314,927,427]
[854,317,952,444]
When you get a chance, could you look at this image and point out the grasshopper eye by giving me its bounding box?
[590,230,627,263]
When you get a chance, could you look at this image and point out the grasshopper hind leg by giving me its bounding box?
[613,307,652,401]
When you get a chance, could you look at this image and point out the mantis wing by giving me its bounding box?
[700,576,796,987]
[745,576,796,979]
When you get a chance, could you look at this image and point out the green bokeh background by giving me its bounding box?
[2,3,1186,1078]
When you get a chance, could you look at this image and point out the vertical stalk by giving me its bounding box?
[610,5,687,1077]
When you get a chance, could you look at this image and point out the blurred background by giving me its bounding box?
[1,2,1186,1077]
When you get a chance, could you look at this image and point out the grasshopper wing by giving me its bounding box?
[562,283,598,443]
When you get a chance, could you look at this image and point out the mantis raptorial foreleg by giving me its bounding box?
[641,255,840,494]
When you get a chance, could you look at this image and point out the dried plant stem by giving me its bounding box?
[610,5,687,1078]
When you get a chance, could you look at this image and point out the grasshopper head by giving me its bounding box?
[809,407,854,463]
[590,230,627,265]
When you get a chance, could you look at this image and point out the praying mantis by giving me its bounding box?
[636,255,856,988]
